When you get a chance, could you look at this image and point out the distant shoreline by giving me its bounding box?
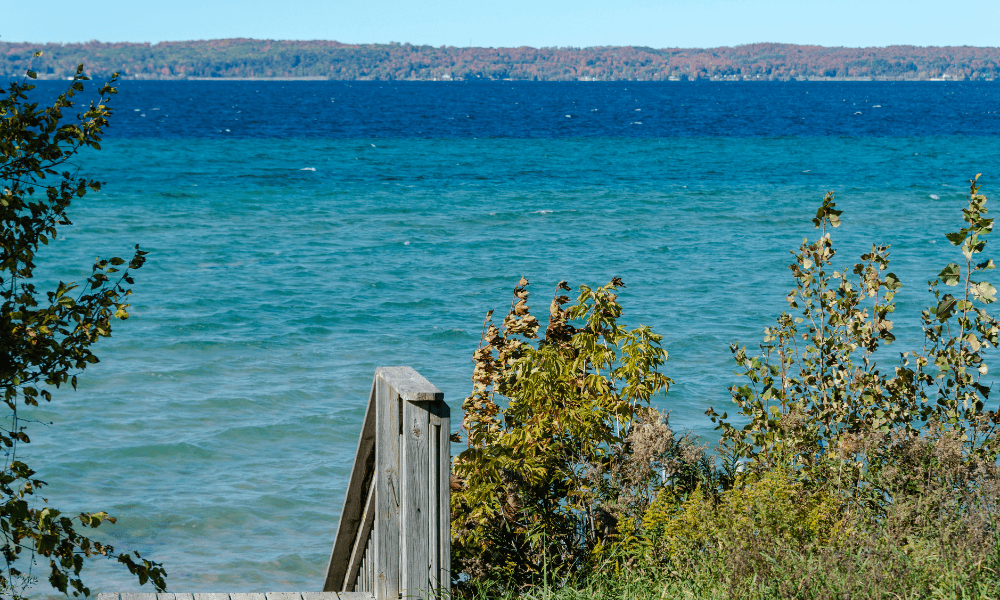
[27,75,990,83]
[186,76,329,81]
[7,40,1000,83]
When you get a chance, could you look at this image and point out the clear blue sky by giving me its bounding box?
[4,0,999,48]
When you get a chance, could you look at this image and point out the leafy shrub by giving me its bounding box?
[453,178,1000,599]
[711,180,1000,486]
[642,467,846,566]
[451,277,698,593]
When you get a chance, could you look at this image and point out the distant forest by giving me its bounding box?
[3,39,1000,81]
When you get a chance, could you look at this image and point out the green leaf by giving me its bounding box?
[945,231,966,246]
[974,281,997,304]
[939,263,962,286]
[935,295,957,321]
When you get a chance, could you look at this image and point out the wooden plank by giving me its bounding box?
[423,399,452,594]
[192,595,230,600]
[374,373,400,600]
[155,595,177,600]
[96,595,119,600]
[324,378,378,592]
[343,479,376,591]
[122,594,157,600]
[400,395,431,599]
[337,594,375,600]
[230,595,266,600]
[264,594,302,600]
[367,539,373,590]
[170,595,194,600]
[302,594,342,600]
[302,594,341,600]
[374,367,443,402]
[364,548,372,592]
[428,420,440,590]
[434,399,452,594]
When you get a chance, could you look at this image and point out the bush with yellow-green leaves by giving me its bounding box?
[452,177,1000,600]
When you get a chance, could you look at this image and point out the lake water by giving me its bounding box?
[15,80,1000,595]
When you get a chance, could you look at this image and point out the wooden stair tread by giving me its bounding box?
[98,593,374,600]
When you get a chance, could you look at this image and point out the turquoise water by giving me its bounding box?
[25,135,1000,594]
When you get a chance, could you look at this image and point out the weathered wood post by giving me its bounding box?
[324,367,450,600]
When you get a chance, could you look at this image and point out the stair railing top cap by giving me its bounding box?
[375,366,443,402]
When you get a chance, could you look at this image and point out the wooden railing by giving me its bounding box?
[323,367,451,600]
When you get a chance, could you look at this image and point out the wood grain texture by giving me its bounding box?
[400,396,430,598]
[327,367,447,600]
[367,537,373,591]
[428,421,441,590]
[374,367,443,402]
[108,595,351,600]
[374,374,400,600]
[344,479,376,591]
[325,378,378,592]
[301,593,343,600]
[336,593,374,600]
[363,539,369,591]
[434,399,452,594]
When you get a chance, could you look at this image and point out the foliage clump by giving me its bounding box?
[1,60,165,598]
[451,277,706,594]
[453,178,1000,599]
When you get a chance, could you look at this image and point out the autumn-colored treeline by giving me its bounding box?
[3,39,1000,81]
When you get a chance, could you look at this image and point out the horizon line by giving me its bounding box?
[3,38,1000,51]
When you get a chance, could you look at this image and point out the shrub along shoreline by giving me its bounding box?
[450,179,1000,600]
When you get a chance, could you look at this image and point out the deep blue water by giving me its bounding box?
[11,80,1000,595]
[28,79,1000,138]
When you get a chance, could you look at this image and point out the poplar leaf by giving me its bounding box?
[939,263,962,286]
[945,232,966,246]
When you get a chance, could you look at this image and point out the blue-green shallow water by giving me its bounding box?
[23,136,1000,594]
